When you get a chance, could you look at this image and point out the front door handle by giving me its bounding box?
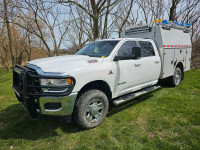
[155,61,160,64]
[134,64,141,67]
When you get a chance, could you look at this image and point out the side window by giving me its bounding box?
[118,41,137,56]
[139,41,155,57]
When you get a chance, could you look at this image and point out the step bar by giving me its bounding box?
[113,85,161,105]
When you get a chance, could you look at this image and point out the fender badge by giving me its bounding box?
[108,70,114,75]
[88,60,98,63]
[118,82,126,85]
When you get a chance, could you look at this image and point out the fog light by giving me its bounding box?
[44,102,62,110]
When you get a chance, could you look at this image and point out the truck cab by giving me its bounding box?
[111,38,161,97]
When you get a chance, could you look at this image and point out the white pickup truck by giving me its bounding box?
[13,20,192,129]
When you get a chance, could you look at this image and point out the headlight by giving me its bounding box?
[40,78,72,86]
[40,78,73,92]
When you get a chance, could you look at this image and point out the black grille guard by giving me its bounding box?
[12,64,76,119]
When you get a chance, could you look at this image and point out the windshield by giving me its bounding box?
[76,40,119,57]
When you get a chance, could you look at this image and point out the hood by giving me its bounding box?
[27,55,103,73]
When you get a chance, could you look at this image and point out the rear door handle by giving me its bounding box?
[134,64,141,67]
[155,61,160,64]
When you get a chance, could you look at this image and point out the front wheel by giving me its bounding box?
[168,67,182,87]
[73,90,109,129]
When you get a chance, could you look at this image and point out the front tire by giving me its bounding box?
[169,67,182,87]
[73,90,109,129]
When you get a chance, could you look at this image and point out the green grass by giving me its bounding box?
[0,69,200,150]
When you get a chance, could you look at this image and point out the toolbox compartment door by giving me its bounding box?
[185,47,191,71]
[175,48,186,61]
[163,48,175,78]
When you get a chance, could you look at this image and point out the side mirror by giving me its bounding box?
[113,55,134,61]
[132,47,141,59]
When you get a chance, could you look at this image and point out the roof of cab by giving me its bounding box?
[97,38,153,42]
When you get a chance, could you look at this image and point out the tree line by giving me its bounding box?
[0,0,199,71]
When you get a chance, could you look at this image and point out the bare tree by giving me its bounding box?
[12,0,69,56]
[112,0,135,37]
[25,32,33,61]
[67,4,91,47]
[3,0,15,66]
[169,0,181,21]
[191,20,200,69]
[0,0,199,70]
[136,0,165,24]
[0,21,10,71]
[59,0,120,40]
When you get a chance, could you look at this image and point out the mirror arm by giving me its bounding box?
[113,57,118,61]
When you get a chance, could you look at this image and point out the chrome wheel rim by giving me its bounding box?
[85,99,104,123]
[175,69,181,85]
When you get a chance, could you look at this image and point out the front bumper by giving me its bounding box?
[12,64,76,119]
[39,93,77,116]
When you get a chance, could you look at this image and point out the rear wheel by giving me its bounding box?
[73,90,109,129]
[169,67,182,87]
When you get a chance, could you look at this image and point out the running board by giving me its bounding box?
[113,85,161,105]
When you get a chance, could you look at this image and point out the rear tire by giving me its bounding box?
[168,67,182,87]
[73,90,109,129]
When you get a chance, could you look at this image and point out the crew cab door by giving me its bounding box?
[113,40,142,95]
[138,40,161,84]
